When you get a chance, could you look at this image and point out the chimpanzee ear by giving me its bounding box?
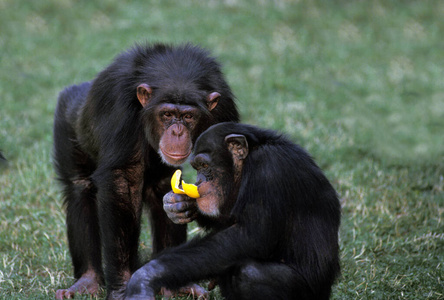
[225,134,249,160]
[137,84,153,107]
[206,92,220,111]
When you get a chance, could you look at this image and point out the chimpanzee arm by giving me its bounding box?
[126,224,268,299]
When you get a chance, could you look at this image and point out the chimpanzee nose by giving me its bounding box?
[171,124,184,137]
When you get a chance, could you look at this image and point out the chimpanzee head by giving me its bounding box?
[134,44,238,166]
[189,122,249,217]
[137,83,221,166]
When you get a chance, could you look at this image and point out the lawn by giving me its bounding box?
[0,0,443,299]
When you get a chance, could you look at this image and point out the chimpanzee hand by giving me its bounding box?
[125,261,160,300]
[126,260,209,300]
[163,191,198,224]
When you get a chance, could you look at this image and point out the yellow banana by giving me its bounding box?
[181,180,200,198]
[171,169,200,198]
[171,169,186,195]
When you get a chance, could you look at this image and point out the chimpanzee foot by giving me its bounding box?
[55,270,101,299]
[160,283,209,299]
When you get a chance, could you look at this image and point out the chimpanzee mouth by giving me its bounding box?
[159,149,192,165]
[163,150,191,160]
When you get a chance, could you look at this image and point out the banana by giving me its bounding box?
[171,169,186,195]
[171,169,200,198]
[181,180,200,198]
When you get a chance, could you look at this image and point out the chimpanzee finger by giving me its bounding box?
[163,200,196,213]
[163,191,192,205]
[165,210,198,225]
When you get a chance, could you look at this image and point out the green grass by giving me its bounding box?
[1,0,443,299]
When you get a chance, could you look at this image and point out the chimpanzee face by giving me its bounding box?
[190,132,249,217]
[155,102,202,165]
[190,152,229,216]
[137,83,221,166]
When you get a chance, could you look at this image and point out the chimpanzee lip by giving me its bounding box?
[161,149,192,160]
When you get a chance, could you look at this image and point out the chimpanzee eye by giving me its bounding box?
[192,153,210,170]
[194,162,208,171]
[184,114,193,120]
[164,112,172,117]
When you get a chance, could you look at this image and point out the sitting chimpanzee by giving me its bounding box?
[126,122,341,300]
[53,43,239,299]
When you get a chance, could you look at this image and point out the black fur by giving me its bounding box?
[53,44,239,298]
[127,122,341,300]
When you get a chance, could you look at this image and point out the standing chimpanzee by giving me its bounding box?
[53,43,239,299]
[127,122,341,300]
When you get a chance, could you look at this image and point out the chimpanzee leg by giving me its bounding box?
[64,179,104,291]
[64,179,100,276]
[220,261,316,300]
[94,167,144,299]
[55,179,104,300]
[54,90,104,299]
[56,162,104,298]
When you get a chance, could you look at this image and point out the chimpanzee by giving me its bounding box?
[53,43,239,299]
[127,122,341,300]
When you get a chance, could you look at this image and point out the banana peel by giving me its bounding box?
[171,169,200,198]
[171,169,186,195]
